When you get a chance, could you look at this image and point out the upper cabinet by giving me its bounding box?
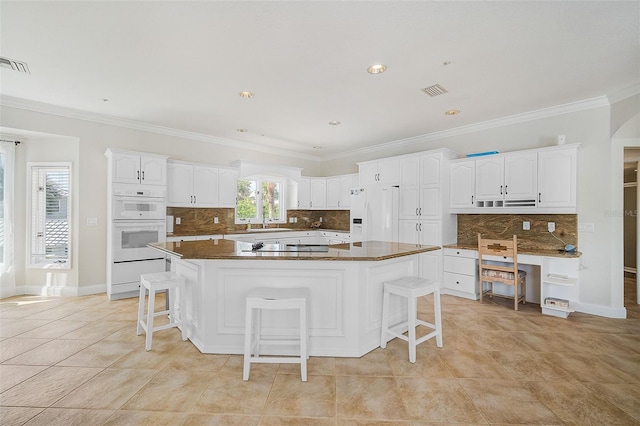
[326,174,358,209]
[450,144,578,213]
[449,159,476,209]
[108,150,167,186]
[358,158,400,186]
[167,160,238,208]
[309,178,327,209]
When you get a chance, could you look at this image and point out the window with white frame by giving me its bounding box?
[28,163,72,268]
[236,176,285,224]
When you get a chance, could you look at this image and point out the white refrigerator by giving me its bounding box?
[350,185,399,242]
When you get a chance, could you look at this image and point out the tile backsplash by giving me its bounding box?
[457,214,578,251]
[166,207,350,235]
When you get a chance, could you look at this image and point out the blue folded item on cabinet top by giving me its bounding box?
[466,151,499,157]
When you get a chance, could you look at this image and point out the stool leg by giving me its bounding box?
[137,283,145,336]
[145,288,155,351]
[179,284,187,341]
[300,301,308,382]
[243,304,253,381]
[408,294,417,363]
[434,289,443,348]
[380,289,390,348]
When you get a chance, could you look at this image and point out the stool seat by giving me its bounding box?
[380,277,443,363]
[243,287,309,381]
[137,271,187,351]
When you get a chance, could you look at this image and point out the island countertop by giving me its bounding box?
[150,239,440,261]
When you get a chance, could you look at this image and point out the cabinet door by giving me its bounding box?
[378,158,400,185]
[399,156,420,220]
[420,153,441,187]
[338,175,356,208]
[398,220,420,245]
[538,147,577,209]
[359,162,379,186]
[420,252,441,283]
[112,153,141,184]
[310,178,327,209]
[167,162,194,206]
[418,220,441,246]
[218,168,238,208]
[298,178,310,209]
[504,152,537,200]
[420,187,440,219]
[475,156,503,201]
[449,160,476,208]
[326,177,341,209]
[140,156,167,186]
[193,165,219,207]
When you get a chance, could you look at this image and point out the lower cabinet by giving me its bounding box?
[443,248,478,300]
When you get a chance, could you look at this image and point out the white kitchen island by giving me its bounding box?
[149,239,440,357]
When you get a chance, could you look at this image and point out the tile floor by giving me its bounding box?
[1,278,639,425]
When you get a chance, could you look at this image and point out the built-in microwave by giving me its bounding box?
[112,220,166,262]
[112,194,166,220]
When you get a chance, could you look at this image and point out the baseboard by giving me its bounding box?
[15,284,107,297]
[576,302,627,319]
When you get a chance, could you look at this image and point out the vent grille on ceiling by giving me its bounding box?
[0,57,30,74]
[421,84,447,97]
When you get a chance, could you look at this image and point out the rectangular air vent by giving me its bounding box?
[0,57,30,74]
[421,84,447,97]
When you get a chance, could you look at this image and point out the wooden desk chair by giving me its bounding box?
[478,233,526,310]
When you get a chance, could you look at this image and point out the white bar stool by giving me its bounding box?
[137,271,187,351]
[243,287,310,382]
[380,276,443,363]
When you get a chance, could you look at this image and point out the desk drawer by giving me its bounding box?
[444,248,477,259]
[444,272,477,293]
[444,255,476,275]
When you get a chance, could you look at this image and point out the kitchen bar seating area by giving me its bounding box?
[1,286,638,424]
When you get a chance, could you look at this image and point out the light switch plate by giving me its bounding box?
[86,218,97,226]
[548,222,555,232]
[176,217,181,225]
[522,221,530,230]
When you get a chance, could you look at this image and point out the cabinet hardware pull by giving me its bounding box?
[500,185,503,195]
[416,208,419,216]
[471,195,474,205]
[505,185,508,195]
[419,223,422,231]
[142,171,145,180]
[137,170,140,180]
[419,207,422,215]
[538,192,541,203]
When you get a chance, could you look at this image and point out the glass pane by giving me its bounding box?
[236,179,257,220]
[261,181,280,221]
[44,169,69,262]
[121,230,159,249]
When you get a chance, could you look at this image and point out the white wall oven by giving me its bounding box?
[112,220,166,262]
[112,187,165,220]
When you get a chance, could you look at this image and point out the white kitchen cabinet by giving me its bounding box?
[540,256,580,318]
[218,167,238,208]
[310,178,327,209]
[443,248,478,300]
[297,177,311,209]
[168,161,219,207]
[108,150,167,186]
[449,159,476,210]
[400,153,444,220]
[475,156,503,202]
[327,174,358,209]
[537,145,577,212]
[475,152,537,207]
[358,157,400,186]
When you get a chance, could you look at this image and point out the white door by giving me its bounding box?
[310,178,326,209]
[298,178,311,209]
[167,162,194,206]
[450,160,476,208]
[219,168,238,208]
[112,153,141,184]
[140,156,166,186]
[475,156,503,201]
[193,165,219,207]
[326,177,341,209]
[504,152,537,200]
[538,147,577,208]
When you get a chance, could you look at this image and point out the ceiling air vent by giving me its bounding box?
[0,57,30,74]
[421,84,447,97]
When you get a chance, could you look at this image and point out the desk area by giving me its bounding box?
[442,243,581,318]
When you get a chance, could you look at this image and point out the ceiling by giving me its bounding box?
[1,1,638,160]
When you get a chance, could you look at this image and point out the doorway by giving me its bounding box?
[624,148,640,315]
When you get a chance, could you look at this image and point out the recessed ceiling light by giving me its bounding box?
[367,64,387,74]
[102,98,109,102]
[328,120,341,126]
[239,91,254,98]
[443,60,451,66]
[236,128,248,133]
[313,146,322,149]
[444,109,460,116]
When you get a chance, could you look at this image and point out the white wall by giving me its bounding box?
[1,99,638,317]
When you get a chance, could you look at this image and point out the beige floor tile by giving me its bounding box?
[53,368,157,409]
[163,343,229,372]
[0,319,52,338]
[459,378,562,424]
[263,373,336,417]
[102,409,187,425]
[0,407,44,426]
[0,366,101,407]
[0,337,50,362]
[335,348,393,376]
[337,420,410,425]
[62,307,127,322]
[182,413,261,425]
[261,416,337,425]
[278,355,335,376]
[598,353,640,382]
[462,329,534,352]
[383,342,451,378]
[109,341,181,370]
[122,367,217,412]
[0,365,48,393]
[2,339,93,366]
[336,376,409,421]
[583,382,640,421]
[193,369,275,415]
[59,320,131,341]
[17,320,90,339]
[487,350,575,382]
[525,380,639,425]
[56,340,137,368]
[439,349,510,379]
[23,407,114,425]
[543,352,630,383]
[509,330,576,352]
[23,305,87,321]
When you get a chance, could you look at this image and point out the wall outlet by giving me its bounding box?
[522,221,530,230]
[319,217,323,222]
[214,217,219,224]
[86,218,98,226]
[579,223,595,232]
[548,222,555,232]
[176,217,181,225]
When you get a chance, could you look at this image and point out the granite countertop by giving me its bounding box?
[443,243,582,258]
[167,228,350,237]
[150,239,440,261]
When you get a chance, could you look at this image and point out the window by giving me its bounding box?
[236,176,284,223]
[28,163,72,268]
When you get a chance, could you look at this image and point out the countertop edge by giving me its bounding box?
[442,243,581,258]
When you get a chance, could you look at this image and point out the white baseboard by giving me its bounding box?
[576,302,627,319]
[14,284,107,297]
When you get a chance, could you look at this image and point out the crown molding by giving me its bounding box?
[322,96,611,161]
[0,95,322,163]
[608,81,640,105]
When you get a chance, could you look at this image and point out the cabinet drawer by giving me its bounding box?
[444,255,476,275]
[443,248,477,259]
[444,272,477,294]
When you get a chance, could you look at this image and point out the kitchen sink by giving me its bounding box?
[248,228,292,232]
